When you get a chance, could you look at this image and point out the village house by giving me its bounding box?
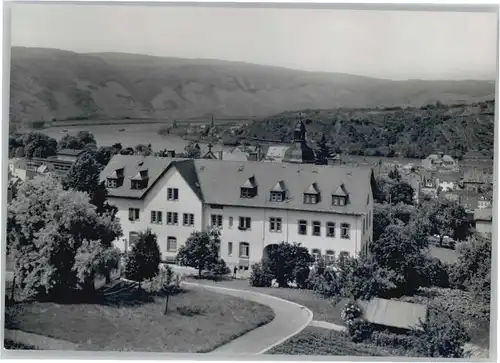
[26,149,85,178]
[474,207,493,237]
[421,152,458,171]
[100,155,375,271]
[8,158,36,181]
[461,168,494,193]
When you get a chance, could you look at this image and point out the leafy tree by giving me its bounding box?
[7,176,122,299]
[177,228,221,278]
[58,131,96,150]
[389,182,414,205]
[261,242,314,287]
[184,142,201,159]
[450,235,491,301]
[125,229,161,286]
[373,202,416,241]
[315,134,333,165]
[119,147,135,155]
[134,144,152,156]
[369,221,428,295]
[22,132,58,159]
[425,200,470,246]
[388,167,402,182]
[62,151,113,214]
[94,146,118,167]
[144,266,182,315]
[412,310,469,358]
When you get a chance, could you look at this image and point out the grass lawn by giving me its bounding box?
[186,278,348,325]
[428,246,460,264]
[5,287,275,352]
[267,327,399,356]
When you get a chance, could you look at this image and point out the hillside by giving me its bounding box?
[241,101,495,159]
[9,47,495,123]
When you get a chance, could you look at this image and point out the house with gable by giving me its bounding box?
[101,155,375,270]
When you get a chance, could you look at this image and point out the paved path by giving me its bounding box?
[309,320,347,332]
[4,329,80,350]
[184,281,313,355]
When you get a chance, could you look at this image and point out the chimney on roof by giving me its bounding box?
[208,143,213,153]
[166,150,175,157]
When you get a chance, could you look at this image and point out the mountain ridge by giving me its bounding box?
[9,46,495,123]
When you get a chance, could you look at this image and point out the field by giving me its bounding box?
[4,287,275,352]
[267,327,398,356]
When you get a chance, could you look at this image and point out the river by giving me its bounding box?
[40,123,194,153]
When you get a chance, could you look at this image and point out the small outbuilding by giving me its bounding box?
[358,298,428,333]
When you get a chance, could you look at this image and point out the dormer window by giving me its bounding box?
[130,169,149,190]
[304,183,320,204]
[240,176,257,198]
[270,181,286,202]
[332,184,349,206]
[106,167,124,188]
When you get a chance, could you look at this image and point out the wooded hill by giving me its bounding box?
[241,101,495,159]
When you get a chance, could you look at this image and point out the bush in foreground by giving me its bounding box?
[125,229,161,286]
[250,262,273,287]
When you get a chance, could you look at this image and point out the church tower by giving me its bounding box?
[283,116,315,164]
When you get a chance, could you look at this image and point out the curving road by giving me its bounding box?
[184,281,313,355]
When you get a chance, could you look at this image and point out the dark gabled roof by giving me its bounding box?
[102,156,374,215]
[270,181,286,192]
[305,182,320,194]
[193,159,373,215]
[100,155,188,199]
[131,170,149,181]
[241,176,257,189]
[332,184,348,197]
[57,149,85,157]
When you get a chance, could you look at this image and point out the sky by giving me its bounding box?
[9,3,498,81]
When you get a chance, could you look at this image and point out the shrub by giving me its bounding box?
[417,257,450,288]
[209,258,231,277]
[177,305,205,316]
[341,301,363,324]
[125,229,161,285]
[371,330,417,350]
[310,269,342,297]
[347,319,373,343]
[144,266,182,296]
[294,264,311,289]
[250,262,273,287]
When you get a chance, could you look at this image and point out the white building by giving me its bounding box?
[101,155,375,270]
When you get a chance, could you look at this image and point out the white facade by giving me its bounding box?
[108,163,373,268]
[110,167,203,260]
[476,221,492,237]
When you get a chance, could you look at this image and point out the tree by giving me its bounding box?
[425,200,470,246]
[412,310,469,358]
[125,229,161,287]
[7,176,122,300]
[388,167,402,182]
[315,134,333,165]
[62,151,114,214]
[144,266,182,315]
[94,146,118,167]
[389,182,414,205]
[58,131,96,151]
[134,144,152,156]
[450,235,491,300]
[261,242,314,287]
[14,146,25,158]
[177,229,221,278]
[373,202,416,241]
[184,142,201,159]
[22,132,58,159]
[369,221,428,295]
